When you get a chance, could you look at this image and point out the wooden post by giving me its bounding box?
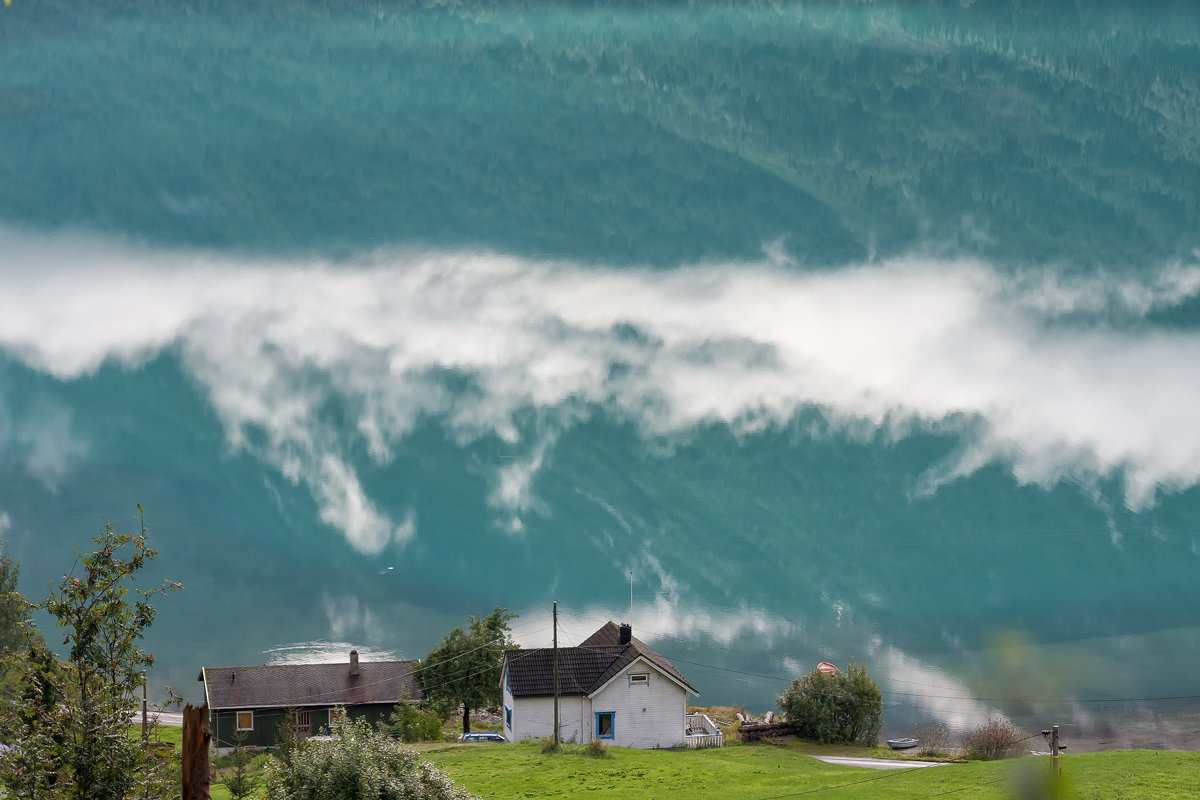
[552,601,560,746]
[141,672,148,749]
[182,703,211,800]
[1050,725,1061,775]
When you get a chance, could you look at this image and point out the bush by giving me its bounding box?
[378,701,445,743]
[538,737,559,754]
[263,718,477,800]
[912,720,953,757]
[586,739,610,758]
[223,730,262,800]
[962,717,1025,760]
[777,660,882,745]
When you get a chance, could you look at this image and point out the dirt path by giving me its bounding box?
[810,755,947,770]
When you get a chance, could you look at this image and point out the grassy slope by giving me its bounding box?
[423,741,1200,800]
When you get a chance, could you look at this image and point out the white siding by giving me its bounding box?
[506,692,593,744]
[589,662,687,749]
[506,658,689,748]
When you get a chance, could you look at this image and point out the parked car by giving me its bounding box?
[460,732,506,743]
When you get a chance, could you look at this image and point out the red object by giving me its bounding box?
[816,661,840,674]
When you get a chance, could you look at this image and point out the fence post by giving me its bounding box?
[182,703,211,800]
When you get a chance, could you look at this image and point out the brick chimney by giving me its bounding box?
[350,649,360,677]
[618,623,632,646]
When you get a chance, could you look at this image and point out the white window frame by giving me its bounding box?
[328,707,346,727]
[629,672,650,687]
[236,710,254,731]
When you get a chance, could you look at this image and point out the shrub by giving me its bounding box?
[378,701,444,743]
[912,720,953,757]
[962,717,1025,760]
[777,660,883,745]
[586,739,610,758]
[223,730,262,800]
[538,737,559,754]
[263,718,477,800]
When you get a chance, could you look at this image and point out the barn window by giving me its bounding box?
[236,711,253,731]
[504,705,512,730]
[629,673,649,687]
[328,707,345,727]
[595,712,615,739]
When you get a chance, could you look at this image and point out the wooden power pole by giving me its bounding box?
[552,601,560,747]
[182,703,211,800]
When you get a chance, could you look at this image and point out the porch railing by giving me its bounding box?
[684,713,724,748]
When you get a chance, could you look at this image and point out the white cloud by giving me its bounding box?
[3,226,1200,548]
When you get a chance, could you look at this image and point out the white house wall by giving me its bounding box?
[505,660,689,748]
[505,693,592,744]
[590,663,687,749]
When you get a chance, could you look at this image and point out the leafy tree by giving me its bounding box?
[0,546,28,656]
[0,508,182,800]
[777,660,882,745]
[421,607,516,735]
[0,541,44,706]
[263,717,476,800]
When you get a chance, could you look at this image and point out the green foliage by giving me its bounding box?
[0,509,182,800]
[421,607,517,735]
[222,730,263,800]
[777,660,882,745]
[962,716,1025,761]
[273,707,303,769]
[379,700,444,743]
[263,717,477,800]
[538,737,559,754]
[0,546,29,657]
[586,738,610,758]
[0,544,43,705]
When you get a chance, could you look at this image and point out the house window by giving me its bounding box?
[236,711,253,731]
[328,707,345,727]
[629,673,649,687]
[504,705,512,731]
[595,712,615,740]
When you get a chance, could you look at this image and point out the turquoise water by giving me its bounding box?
[3,2,1200,741]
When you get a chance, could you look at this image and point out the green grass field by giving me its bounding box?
[422,740,1200,800]
[137,724,1200,799]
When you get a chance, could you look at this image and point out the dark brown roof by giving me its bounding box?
[504,622,698,698]
[203,660,422,710]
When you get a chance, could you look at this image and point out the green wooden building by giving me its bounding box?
[200,650,423,751]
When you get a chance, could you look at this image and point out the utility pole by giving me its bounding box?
[552,601,560,747]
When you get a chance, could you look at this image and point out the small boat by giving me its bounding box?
[887,738,920,750]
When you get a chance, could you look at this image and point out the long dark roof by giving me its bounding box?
[203,660,422,710]
[504,622,698,698]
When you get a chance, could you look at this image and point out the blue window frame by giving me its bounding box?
[595,711,615,740]
[504,705,512,730]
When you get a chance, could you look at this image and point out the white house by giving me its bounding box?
[501,621,721,749]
